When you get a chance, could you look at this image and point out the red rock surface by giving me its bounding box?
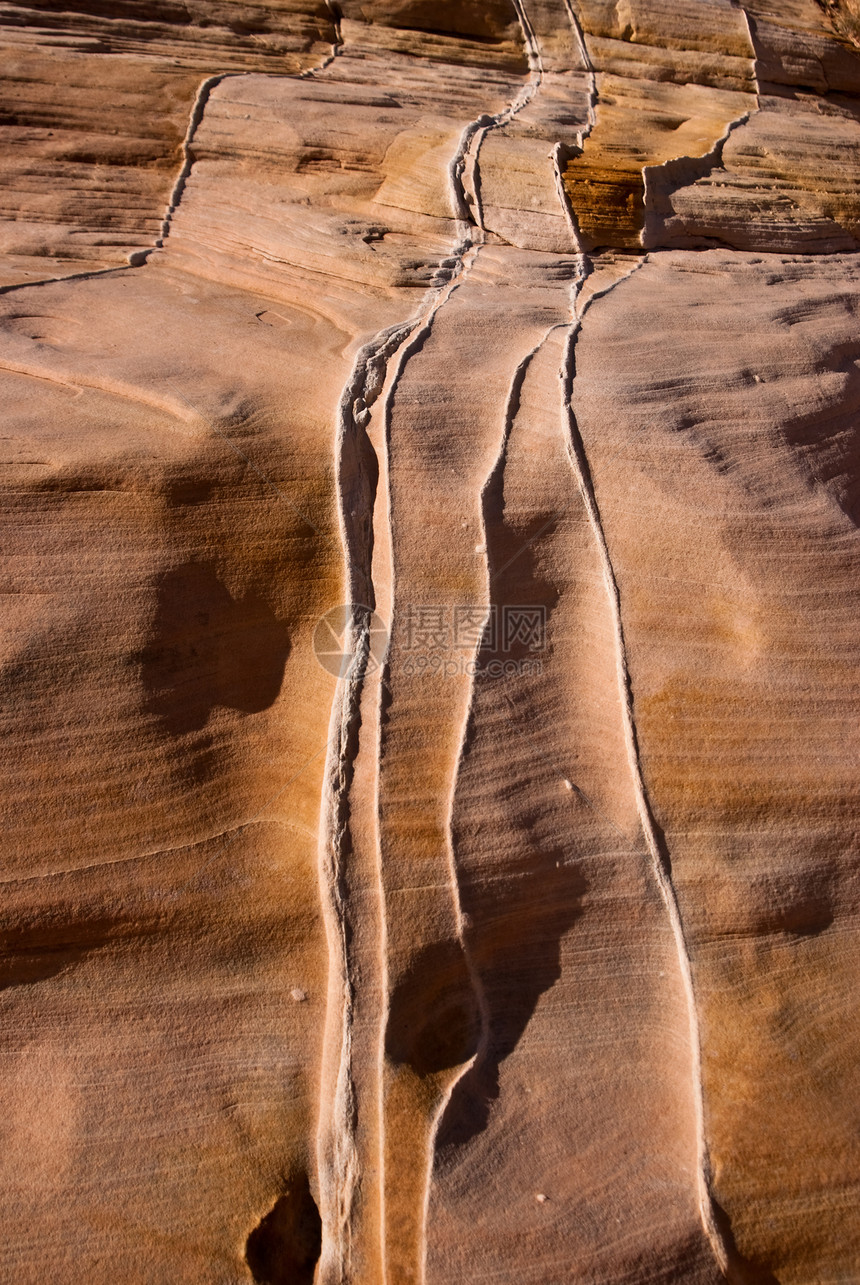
[0,1,858,1282]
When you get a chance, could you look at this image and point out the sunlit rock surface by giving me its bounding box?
[0,1,858,1281]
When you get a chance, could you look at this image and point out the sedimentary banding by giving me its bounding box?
[562,256,732,1273]
[1,2,860,1283]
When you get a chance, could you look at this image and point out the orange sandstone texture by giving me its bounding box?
[0,1,858,1283]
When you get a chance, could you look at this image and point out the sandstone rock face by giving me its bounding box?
[0,1,858,1282]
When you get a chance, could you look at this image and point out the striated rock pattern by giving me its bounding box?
[0,1,858,1282]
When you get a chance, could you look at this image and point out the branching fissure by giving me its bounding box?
[322,6,560,1280]
[317,21,548,1269]
[435,312,567,1083]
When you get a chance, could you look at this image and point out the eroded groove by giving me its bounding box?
[315,233,487,1278]
[511,0,544,77]
[316,320,417,1285]
[316,153,489,1285]
[317,22,551,1265]
[560,256,738,1279]
[0,265,139,298]
[154,73,235,253]
[154,16,344,258]
[547,2,597,252]
[413,3,603,1274]
[560,0,758,252]
[739,4,763,98]
[563,0,597,130]
[416,339,544,1267]
[155,14,343,254]
[427,317,567,1151]
[310,0,344,75]
[641,5,760,250]
[453,0,542,231]
[552,141,584,249]
[375,7,567,1279]
[316,84,506,1265]
[0,16,344,289]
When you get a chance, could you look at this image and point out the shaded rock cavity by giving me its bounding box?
[245,1174,322,1285]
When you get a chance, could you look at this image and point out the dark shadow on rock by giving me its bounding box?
[781,334,860,528]
[382,0,528,54]
[436,451,585,1149]
[246,1173,321,1285]
[436,855,586,1151]
[0,942,89,991]
[0,904,163,992]
[477,499,560,681]
[476,368,560,676]
[712,1198,781,1285]
[385,938,481,1077]
[140,561,290,734]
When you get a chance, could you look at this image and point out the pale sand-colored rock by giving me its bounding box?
[573,250,860,1280]
[0,1,859,1282]
[0,1,341,282]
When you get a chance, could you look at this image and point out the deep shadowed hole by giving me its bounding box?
[245,1174,321,1285]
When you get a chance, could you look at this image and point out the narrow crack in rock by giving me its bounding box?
[565,0,598,130]
[0,15,344,291]
[641,109,754,250]
[561,253,745,1280]
[316,125,498,1285]
[317,317,415,1285]
[436,311,569,1136]
[323,5,580,1278]
[153,73,237,255]
[561,0,759,252]
[156,16,344,258]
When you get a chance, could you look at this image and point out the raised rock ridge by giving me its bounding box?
[0,1,859,1282]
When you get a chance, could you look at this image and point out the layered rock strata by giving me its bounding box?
[0,1,859,1282]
